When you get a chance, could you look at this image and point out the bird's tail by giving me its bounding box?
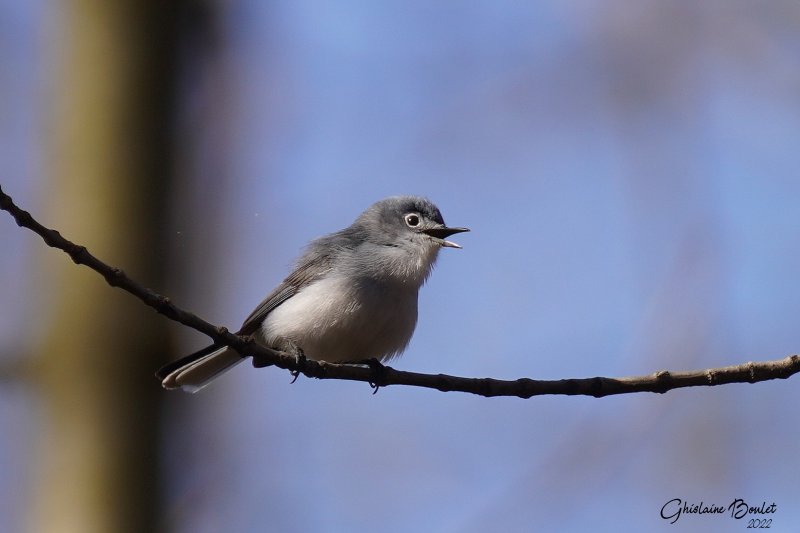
[156,344,245,393]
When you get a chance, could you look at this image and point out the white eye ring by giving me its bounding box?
[404,213,420,227]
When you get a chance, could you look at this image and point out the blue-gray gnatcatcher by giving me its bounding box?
[156,196,468,392]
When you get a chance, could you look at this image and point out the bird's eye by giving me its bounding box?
[404,213,420,227]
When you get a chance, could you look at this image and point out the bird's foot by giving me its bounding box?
[359,358,387,394]
[289,348,307,384]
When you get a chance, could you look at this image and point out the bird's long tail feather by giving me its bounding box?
[156,344,245,393]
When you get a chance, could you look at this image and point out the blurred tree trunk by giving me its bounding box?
[29,2,181,532]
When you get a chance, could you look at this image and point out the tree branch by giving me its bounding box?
[3,183,799,398]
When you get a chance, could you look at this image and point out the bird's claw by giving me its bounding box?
[364,358,387,394]
[289,350,307,384]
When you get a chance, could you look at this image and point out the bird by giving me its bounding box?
[156,196,468,392]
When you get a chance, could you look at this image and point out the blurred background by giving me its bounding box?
[2,1,800,532]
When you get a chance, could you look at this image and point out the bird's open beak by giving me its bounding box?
[422,225,470,248]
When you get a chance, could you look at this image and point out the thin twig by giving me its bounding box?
[2,183,799,398]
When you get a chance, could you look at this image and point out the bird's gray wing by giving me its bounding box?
[237,251,334,335]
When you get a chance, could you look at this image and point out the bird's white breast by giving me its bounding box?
[259,275,419,363]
